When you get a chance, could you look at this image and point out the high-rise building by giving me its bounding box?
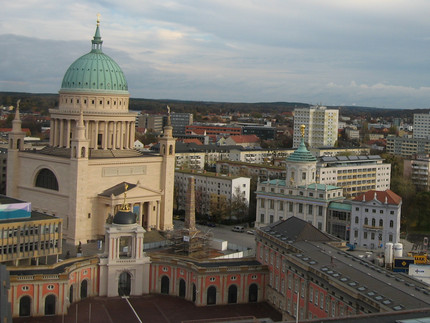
[171,113,193,136]
[293,106,339,148]
[7,20,175,244]
[137,114,164,133]
[413,112,430,139]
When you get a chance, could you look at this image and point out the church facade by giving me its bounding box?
[6,19,175,244]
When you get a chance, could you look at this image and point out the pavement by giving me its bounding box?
[13,294,282,323]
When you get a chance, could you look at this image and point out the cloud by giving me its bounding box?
[1,0,430,108]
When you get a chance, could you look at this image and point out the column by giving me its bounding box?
[84,121,89,141]
[119,121,124,150]
[112,121,117,149]
[50,118,55,146]
[130,121,135,147]
[94,121,99,150]
[103,121,108,149]
[59,119,64,147]
[66,119,71,148]
[125,121,130,149]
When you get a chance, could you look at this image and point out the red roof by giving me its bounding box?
[353,189,402,205]
[181,139,203,145]
[0,128,31,133]
[228,134,260,144]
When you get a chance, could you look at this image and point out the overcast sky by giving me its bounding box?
[1,1,430,109]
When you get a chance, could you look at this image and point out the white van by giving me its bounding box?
[232,226,245,233]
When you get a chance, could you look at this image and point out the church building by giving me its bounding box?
[6,18,175,244]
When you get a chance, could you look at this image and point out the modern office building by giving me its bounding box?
[293,106,339,148]
[137,113,164,133]
[171,113,193,136]
[317,155,391,198]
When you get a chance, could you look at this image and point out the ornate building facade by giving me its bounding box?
[6,19,175,244]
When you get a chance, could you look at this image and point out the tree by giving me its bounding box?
[230,186,249,221]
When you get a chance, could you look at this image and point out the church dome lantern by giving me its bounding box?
[60,16,128,94]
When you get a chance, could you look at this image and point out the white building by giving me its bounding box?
[6,21,175,244]
[174,170,250,217]
[255,129,345,231]
[349,190,402,249]
[413,112,430,139]
[317,155,391,198]
[293,106,339,148]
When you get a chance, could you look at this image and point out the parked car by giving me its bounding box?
[246,229,255,235]
[232,226,245,233]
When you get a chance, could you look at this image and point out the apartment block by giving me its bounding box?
[413,111,430,139]
[404,156,430,191]
[171,113,193,136]
[293,106,339,148]
[386,135,430,157]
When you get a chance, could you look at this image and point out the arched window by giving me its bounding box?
[355,216,359,224]
[249,283,258,302]
[179,279,186,298]
[371,218,376,227]
[161,276,169,294]
[80,280,88,299]
[390,220,394,228]
[35,169,59,191]
[44,294,56,315]
[19,296,31,317]
[228,285,237,304]
[379,219,383,227]
[364,217,368,225]
[81,147,86,157]
[169,145,173,155]
[207,286,216,305]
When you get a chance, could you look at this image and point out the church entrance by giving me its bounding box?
[118,272,131,296]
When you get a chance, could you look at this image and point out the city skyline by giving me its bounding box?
[2,1,430,109]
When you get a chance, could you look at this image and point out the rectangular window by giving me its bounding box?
[279,201,284,211]
[299,204,303,213]
[261,199,265,208]
[260,214,265,223]
[289,202,293,212]
[318,206,323,216]
[269,200,274,209]
[308,205,313,215]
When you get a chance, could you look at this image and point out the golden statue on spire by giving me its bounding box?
[300,124,305,138]
[120,183,130,211]
[97,13,101,25]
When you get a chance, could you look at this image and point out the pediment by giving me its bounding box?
[99,181,162,199]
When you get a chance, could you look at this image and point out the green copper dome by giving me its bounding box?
[287,137,317,162]
[61,22,128,94]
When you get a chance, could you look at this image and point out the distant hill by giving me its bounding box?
[0,91,428,119]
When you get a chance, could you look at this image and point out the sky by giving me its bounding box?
[1,1,430,109]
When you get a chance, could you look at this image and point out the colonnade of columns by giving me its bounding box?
[50,118,135,150]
